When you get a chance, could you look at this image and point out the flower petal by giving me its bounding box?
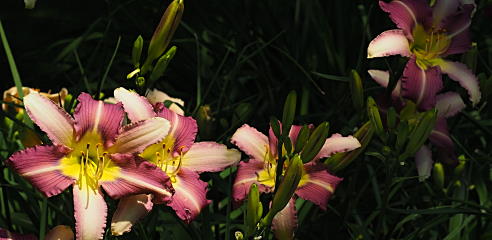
[379,0,432,37]
[401,59,443,110]
[415,145,433,181]
[232,159,273,202]
[231,124,269,161]
[296,162,342,210]
[313,134,361,161]
[181,142,241,173]
[368,69,402,98]
[429,118,454,150]
[73,185,107,240]
[74,93,124,146]
[110,117,171,154]
[367,29,411,58]
[45,225,74,240]
[155,105,197,153]
[111,194,153,236]
[438,60,480,106]
[146,89,185,115]
[23,91,74,146]
[7,145,74,197]
[114,87,156,122]
[442,4,473,39]
[435,92,466,118]
[268,124,305,157]
[433,0,460,26]
[0,228,37,240]
[272,198,297,240]
[167,169,211,223]
[101,154,174,203]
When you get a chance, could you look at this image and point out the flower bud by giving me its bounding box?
[350,69,364,112]
[245,184,262,237]
[132,35,143,68]
[433,162,445,189]
[45,225,74,240]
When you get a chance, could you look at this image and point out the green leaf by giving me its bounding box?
[350,69,364,111]
[367,97,386,141]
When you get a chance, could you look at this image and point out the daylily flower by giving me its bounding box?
[367,0,480,110]
[369,70,466,179]
[146,88,185,115]
[2,86,68,113]
[7,92,174,240]
[111,88,240,235]
[230,124,361,238]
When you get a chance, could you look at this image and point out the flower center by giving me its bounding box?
[410,24,451,69]
[140,135,186,182]
[60,132,119,191]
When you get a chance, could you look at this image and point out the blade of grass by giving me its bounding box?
[96,36,121,99]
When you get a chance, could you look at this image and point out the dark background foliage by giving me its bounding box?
[1,0,492,239]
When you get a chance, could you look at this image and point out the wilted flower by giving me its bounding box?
[7,92,174,240]
[367,0,480,109]
[230,124,361,238]
[2,87,68,113]
[111,88,240,235]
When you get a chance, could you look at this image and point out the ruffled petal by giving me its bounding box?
[367,29,411,58]
[379,0,432,37]
[146,89,185,115]
[415,145,433,181]
[401,59,443,110]
[437,60,480,106]
[181,142,241,173]
[231,124,269,161]
[23,91,74,146]
[167,169,211,223]
[72,185,107,240]
[435,92,466,118]
[442,4,473,39]
[45,225,74,240]
[114,88,156,122]
[155,104,197,153]
[111,194,153,236]
[110,117,171,154]
[74,93,124,146]
[7,145,74,197]
[101,154,173,203]
[313,134,361,161]
[429,118,454,150]
[296,162,342,210]
[272,198,297,240]
[232,159,273,202]
[368,69,402,98]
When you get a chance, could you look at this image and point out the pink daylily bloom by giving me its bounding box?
[111,88,241,235]
[7,92,174,240]
[369,70,465,178]
[368,0,480,109]
[230,124,360,236]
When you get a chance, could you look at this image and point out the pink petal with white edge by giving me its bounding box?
[23,91,74,146]
[401,59,443,110]
[368,69,401,98]
[232,159,273,202]
[73,185,107,240]
[231,124,269,161]
[74,93,124,146]
[114,88,156,122]
[272,198,297,240]
[111,194,153,236]
[436,92,466,118]
[429,118,454,151]
[45,225,74,240]
[379,0,432,37]
[415,145,433,182]
[146,88,185,115]
[181,142,241,173]
[296,162,342,210]
[7,145,74,197]
[168,169,211,223]
[155,104,198,154]
[313,134,361,161]
[111,117,171,154]
[438,60,481,106]
[0,228,37,240]
[102,154,174,203]
[367,29,411,58]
